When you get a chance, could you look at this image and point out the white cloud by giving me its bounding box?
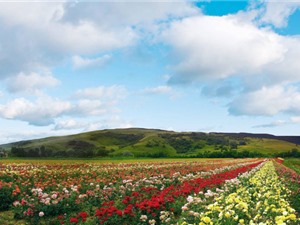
[72,54,111,69]
[228,86,300,116]
[290,116,300,123]
[54,116,133,131]
[0,1,197,80]
[163,15,285,83]
[258,1,300,28]
[143,85,173,94]
[75,85,127,100]
[66,85,127,119]
[54,119,85,130]
[142,85,182,100]
[253,120,287,128]
[6,71,60,93]
[0,85,128,126]
[0,2,135,80]
[201,80,240,98]
[70,99,112,116]
[0,96,71,126]
[85,116,133,132]
[62,1,198,30]
[0,2,137,54]
[161,12,300,117]
[0,97,119,126]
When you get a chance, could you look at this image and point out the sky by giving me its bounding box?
[1,0,300,144]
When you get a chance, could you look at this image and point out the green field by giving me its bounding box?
[283,158,300,174]
[238,138,299,154]
[0,211,24,225]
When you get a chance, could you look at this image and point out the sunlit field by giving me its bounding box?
[0,158,299,225]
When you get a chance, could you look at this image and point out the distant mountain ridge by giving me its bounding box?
[211,132,300,145]
[1,128,299,158]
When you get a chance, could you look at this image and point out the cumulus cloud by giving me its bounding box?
[0,85,128,126]
[228,86,300,116]
[142,85,173,94]
[253,120,287,128]
[142,85,182,100]
[75,85,127,100]
[0,1,197,80]
[62,1,198,29]
[163,15,285,83]
[0,96,71,126]
[70,99,114,116]
[201,80,240,98]
[161,11,300,117]
[6,72,60,93]
[54,119,85,130]
[72,54,112,69]
[84,116,133,132]
[54,116,133,131]
[258,1,300,28]
[290,116,300,123]
[0,2,136,55]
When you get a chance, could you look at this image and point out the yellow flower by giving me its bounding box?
[276,220,286,225]
[225,212,231,218]
[202,216,211,224]
[288,214,296,220]
[239,219,245,224]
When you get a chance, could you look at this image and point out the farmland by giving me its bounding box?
[1,158,300,224]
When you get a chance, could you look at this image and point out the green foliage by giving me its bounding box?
[95,147,110,157]
[192,149,266,158]
[275,148,300,157]
[0,186,15,211]
[89,132,144,147]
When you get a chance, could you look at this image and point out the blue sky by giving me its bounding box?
[1,0,300,143]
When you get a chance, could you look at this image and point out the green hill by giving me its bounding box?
[1,128,300,158]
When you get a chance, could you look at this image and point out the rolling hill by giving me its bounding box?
[1,128,299,158]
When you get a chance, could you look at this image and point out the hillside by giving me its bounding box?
[1,128,300,158]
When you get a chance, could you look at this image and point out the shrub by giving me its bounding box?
[0,186,15,211]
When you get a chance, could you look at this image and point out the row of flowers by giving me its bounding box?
[273,160,300,217]
[25,162,259,224]
[1,159,259,193]
[179,160,299,225]
[0,159,263,224]
[1,159,259,201]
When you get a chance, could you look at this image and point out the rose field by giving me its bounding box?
[0,158,300,225]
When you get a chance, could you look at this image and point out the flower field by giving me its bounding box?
[0,158,299,225]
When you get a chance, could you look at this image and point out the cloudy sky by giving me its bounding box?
[1,0,300,144]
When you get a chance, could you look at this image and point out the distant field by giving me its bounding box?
[238,138,298,154]
[283,158,300,174]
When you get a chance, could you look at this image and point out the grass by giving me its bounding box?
[238,138,298,154]
[0,211,25,225]
[283,158,300,174]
